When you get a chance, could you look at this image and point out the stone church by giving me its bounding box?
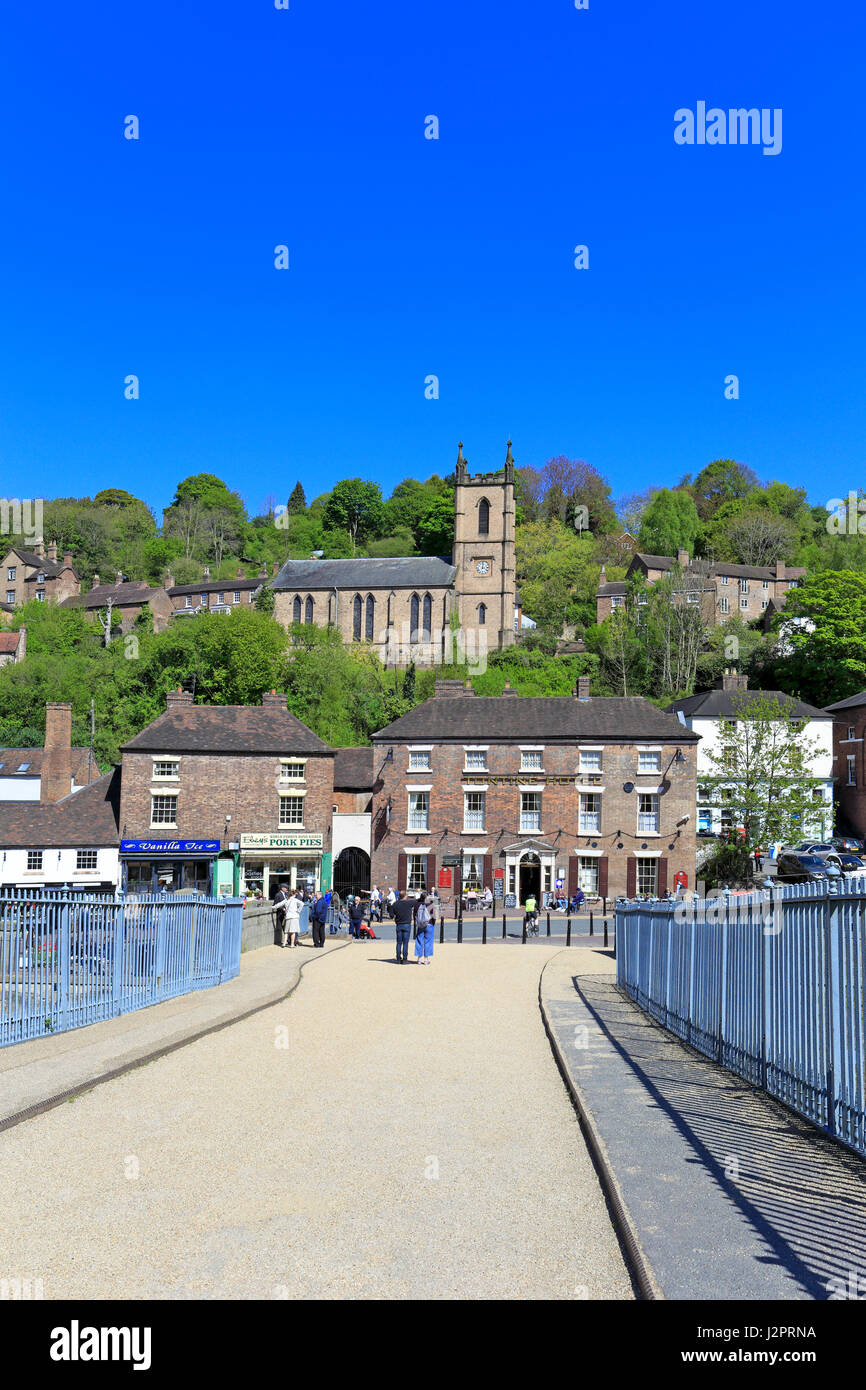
[270,443,518,664]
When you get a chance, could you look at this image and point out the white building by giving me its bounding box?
[0,770,121,891]
[668,674,834,841]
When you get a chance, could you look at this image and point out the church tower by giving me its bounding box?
[451,441,517,651]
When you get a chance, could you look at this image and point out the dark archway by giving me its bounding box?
[333,847,371,900]
[519,852,541,905]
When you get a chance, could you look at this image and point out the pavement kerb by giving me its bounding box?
[0,938,350,1136]
[538,949,663,1302]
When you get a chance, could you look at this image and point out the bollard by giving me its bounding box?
[603,896,608,917]
[522,916,527,944]
[546,912,550,937]
[440,916,445,945]
[566,917,572,947]
[457,915,463,944]
[604,918,609,948]
[482,914,487,944]
[502,913,506,939]
[589,911,594,937]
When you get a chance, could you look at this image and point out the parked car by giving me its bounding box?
[830,836,864,853]
[792,842,836,855]
[775,853,842,883]
[696,829,718,839]
[835,853,866,876]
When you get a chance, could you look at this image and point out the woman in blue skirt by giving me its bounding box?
[413,891,434,965]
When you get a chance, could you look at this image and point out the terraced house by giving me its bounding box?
[370,678,698,904]
[596,549,803,627]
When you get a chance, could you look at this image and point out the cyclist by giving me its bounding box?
[523,892,539,935]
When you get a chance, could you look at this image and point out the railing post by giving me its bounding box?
[112,898,125,1016]
[58,899,70,1034]
[718,893,730,1065]
[825,881,843,1136]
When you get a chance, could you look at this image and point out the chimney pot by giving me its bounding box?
[165,688,194,708]
[47,541,58,562]
[721,671,749,692]
[577,675,591,701]
[261,691,288,709]
[91,573,100,590]
[775,560,786,580]
[63,552,73,568]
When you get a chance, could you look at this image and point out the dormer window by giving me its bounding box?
[478,498,490,536]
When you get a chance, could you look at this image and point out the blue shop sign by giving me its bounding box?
[120,840,220,854]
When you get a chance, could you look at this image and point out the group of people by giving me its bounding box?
[270,881,436,963]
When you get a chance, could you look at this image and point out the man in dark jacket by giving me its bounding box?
[310,891,329,948]
[392,891,415,963]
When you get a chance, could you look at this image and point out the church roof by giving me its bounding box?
[270,556,457,591]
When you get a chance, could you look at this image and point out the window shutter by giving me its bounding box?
[482,854,493,889]
[657,858,668,896]
[426,854,436,891]
[598,857,609,897]
[397,853,407,891]
[626,858,636,896]
[568,856,579,897]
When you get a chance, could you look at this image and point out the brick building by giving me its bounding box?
[824,690,866,840]
[0,769,121,892]
[118,690,336,897]
[62,574,173,634]
[369,678,698,904]
[1,541,80,607]
[165,567,265,618]
[269,443,517,664]
[0,701,100,802]
[596,550,803,626]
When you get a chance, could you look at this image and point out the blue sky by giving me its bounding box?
[0,0,863,519]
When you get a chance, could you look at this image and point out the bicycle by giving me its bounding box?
[523,911,540,937]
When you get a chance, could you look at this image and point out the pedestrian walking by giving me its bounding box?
[329,890,342,934]
[413,891,434,965]
[753,846,764,874]
[392,890,414,963]
[310,891,329,948]
[386,886,397,918]
[274,881,289,947]
[285,888,303,948]
[348,895,365,940]
[369,885,382,922]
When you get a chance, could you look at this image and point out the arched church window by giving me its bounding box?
[353,594,362,641]
[292,596,301,624]
[305,595,313,624]
[410,593,420,640]
[478,603,487,626]
[422,593,432,639]
[365,594,375,641]
[478,498,490,536]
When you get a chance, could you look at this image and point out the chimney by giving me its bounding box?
[258,563,268,578]
[115,570,123,586]
[63,552,73,568]
[501,682,518,697]
[434,679,470,698]
[203,566,210,581]
[272,561,279,576]
[41,702,73,803]
[47,541,58,562]
[91,572,100,590]
[599,565,606,583]
[261,690,288,710]
[237,567,244,579]
[33,538,44,558]
[576,676,591,701]
[166,688,194,709]
[676,548,689,568]
[775,561,786,580]
[720,669,748,692]
[164,571,175,592]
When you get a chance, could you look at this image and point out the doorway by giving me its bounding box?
[333,847,371,900]
[518,852,541,904]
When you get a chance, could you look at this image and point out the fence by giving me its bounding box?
[0,889,244,1048]
[616,880,866,1158]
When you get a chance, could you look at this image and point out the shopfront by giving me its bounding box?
[120,839,220,896]
[239,832,329,899]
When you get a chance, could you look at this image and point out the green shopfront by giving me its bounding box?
[239,831,331,899]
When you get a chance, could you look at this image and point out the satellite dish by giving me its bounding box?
[623,781,634,793]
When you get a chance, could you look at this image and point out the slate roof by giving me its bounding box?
[0,769,121,847]
[0,747,98,785]
[6,548,70,577]
[0,632,21,654]
[121,705,332,755]
[333,747,375,789]
[0,602,15,613]
[824,691,866,712]
[598,581,627,596]
[271,556,457,591]
[627,553,804,583]
[667,689,831,721]
[372,695,698,743]
[63,581,164,611]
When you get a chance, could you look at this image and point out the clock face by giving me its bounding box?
[475,560,491,575]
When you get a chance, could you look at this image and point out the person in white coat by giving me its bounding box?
[285,889,303,948]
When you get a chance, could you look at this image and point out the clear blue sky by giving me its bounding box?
[1,0,863,519]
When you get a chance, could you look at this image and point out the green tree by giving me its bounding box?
[516,520,601,633]
[699,691,825,848]
[637,489,701,556]
[287,481,306,514]
[690,459,758,520]
[414,495,454,555]
[322,479,385,552]
[773,571,866,705]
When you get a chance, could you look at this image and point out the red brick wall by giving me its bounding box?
[370,736,697,899]
[832,710,866,838]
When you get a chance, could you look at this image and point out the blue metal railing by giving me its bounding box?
[0,889,244,1048]
[616,881,866,1158]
